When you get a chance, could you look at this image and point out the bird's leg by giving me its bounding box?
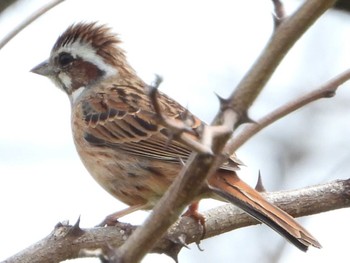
[182,201,206,241]
[97,203,148,227]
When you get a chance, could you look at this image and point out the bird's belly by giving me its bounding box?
[74,141,179,207]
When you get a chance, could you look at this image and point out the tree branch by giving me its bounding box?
[0,0,65,50]
[115,1,337,262]
[3,1,342,262]
[5,179,350,263]
[228,0,336,118]
[227,68,350,152]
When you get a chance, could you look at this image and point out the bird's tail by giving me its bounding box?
[208,171,321,251]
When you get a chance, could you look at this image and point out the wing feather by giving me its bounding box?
[81,86,193,163]
[81,85,239,169]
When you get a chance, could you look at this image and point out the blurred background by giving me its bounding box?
[0,0,350,262]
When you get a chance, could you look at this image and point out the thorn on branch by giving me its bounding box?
[236,111,255,128]
[202,94,238,143]
[164,233,189,263]
[255,171,267,192]
[215,92,231,112]
[324,90,336,98]
[68,216,85,237]
[215,93,254,128]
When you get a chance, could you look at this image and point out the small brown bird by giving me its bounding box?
[31,22,321,251]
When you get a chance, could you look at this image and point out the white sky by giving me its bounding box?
[1,1,350,262]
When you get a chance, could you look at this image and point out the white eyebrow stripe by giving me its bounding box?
[54,41,118,78]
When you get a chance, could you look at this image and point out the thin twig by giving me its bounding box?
[227,68,350,152]
[0,0,65,50]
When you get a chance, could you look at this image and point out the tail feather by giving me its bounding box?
[208,172,321,251]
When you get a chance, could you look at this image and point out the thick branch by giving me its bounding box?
[5,179,350,263]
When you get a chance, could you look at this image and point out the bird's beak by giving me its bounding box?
[30,60,54,77]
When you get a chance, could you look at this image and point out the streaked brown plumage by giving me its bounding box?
[31,22,321,251]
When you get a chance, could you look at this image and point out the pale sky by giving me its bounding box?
[1,1,350,262]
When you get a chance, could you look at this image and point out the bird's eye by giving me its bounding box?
[58,52,74,67]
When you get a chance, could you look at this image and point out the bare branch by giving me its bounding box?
[0,0,65,50]
[226,0,336,119]
[5,179,350,263]
[227,68,350,153]
[113,1,337,262]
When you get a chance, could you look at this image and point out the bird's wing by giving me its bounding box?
[81,83,198,164]
[80,82,239,169]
